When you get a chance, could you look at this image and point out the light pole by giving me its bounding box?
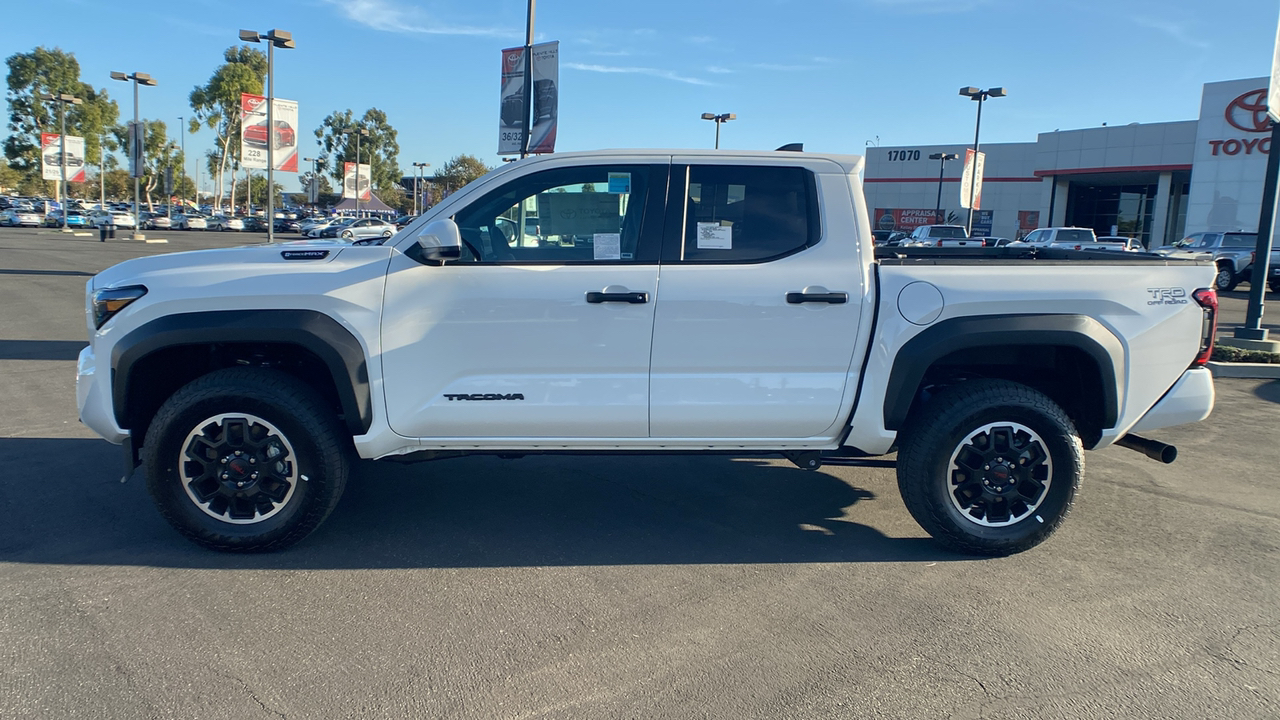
[99,135,106,211]
[39,92,83,232]
[958,86,1006,234]
[412,162,430,215]
[240,29,295,242]
[342,126,370,216]
[177,115,187,211]
[928,152,958,224]
[520,0,536,158]
[700,112,736,149]
[166,142,179,223]
[303,156,319,208]
[110,71,156,240]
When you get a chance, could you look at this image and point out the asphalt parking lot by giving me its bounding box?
[1,226,1277,719]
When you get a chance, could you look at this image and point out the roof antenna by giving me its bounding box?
[775,143,804,152]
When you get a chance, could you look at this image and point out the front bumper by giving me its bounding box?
[1129,367,1215,434]
[77,345,128,444]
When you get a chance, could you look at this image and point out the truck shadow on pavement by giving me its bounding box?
[1253,379,1280,405]
[0,438,966,568]
[0,339,86,361]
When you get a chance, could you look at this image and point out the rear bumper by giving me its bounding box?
[1129,367,1215,434]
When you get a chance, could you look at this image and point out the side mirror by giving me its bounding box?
[416,219,462,265]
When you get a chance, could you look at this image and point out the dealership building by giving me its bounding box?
[863,77,1275,247]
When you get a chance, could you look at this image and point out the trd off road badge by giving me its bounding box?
[1146,288,1189,306]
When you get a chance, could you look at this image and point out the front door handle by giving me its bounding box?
[786,291,848,304]
[586,291,649,304]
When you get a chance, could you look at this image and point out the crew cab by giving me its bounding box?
[77,149,1218,556]
[1155,231,1257,292]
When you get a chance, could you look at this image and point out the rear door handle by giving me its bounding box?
[786,291,847,304]
[586,291,649,304]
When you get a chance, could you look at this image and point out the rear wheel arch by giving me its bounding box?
[111,310,372,446]
[883,314,1124,448]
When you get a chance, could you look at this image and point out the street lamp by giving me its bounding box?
[412,162,430,215]
[302,156,320,208]
[700,112,736,150]
[958,86,1006,234]
[240,28,295,242]
[928,152,959,224]
[342,126,370,216]
[166,142,179,223]
[110,70,156,240]
[38,92,83,232]
[177,115,187,212]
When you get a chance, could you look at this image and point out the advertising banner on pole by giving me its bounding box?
[41,133,87,182]
[343,162,371,201]
[499,41,558,155]
[959,149,986,210]
[240,93,300,172]
[128,122,145,178]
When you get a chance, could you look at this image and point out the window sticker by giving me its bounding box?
[593,232,621,260]
[607,172,631,194]
[696,222,732,249]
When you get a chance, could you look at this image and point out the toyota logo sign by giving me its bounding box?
[1225,89,1272,133]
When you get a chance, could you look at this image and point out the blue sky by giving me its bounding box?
[4,0,1277,193]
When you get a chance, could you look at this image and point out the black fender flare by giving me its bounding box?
[882,314,1124,431]
[111,309,372,435]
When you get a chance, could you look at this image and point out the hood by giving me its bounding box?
[90,239,355,290]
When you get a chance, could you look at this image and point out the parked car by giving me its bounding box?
[243,120,295,149]
[272,218,299,233]
[88,210,136,229]
[206,215,245,232]
[1016,227,1098,248]
[140,212,172,230]
[243,217,270,233]
[307,218,350,238]
[905,224,985,247]
[1154,231,1258,292]
[79,148,1218,556]
[317,218,359,238]
[1,209,42,226]
[44,210,91,228]
[333,217,397,242]
[172,213,209,231]
[394,215,419,229]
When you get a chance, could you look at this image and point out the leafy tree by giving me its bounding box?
[313,108,400,191]
[4,47,119,190]
[99,168,132,201]
[435,154,492,194]
[188,45,266,211]
[229,173,284,211]
[375,183,412,214]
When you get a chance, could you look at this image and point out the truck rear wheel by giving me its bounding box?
[142,368,349,552]
[897,379,1083,556]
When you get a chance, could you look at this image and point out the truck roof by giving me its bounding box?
[512,148,866,175]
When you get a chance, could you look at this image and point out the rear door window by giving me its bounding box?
[677,165,818,263]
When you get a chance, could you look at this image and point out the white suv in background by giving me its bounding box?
[906,224,985,247]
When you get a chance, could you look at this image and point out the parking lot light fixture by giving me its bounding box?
[701,112,736,149]
[958,86,1006,234]
[303,156,319,208]
[111,71,157,240]
[39,92,84,232]
[412,162,430,215]
[240,29,295,243]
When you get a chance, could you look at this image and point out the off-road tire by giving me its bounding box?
[143,368,349,552]
[1215,265,1239,292]
[897,379,1083,556]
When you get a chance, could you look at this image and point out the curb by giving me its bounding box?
[1206,361,1280,379]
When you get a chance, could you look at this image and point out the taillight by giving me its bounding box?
[1191,288,1218,367]
[937,239,944,247]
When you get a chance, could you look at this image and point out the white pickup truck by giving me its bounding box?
[77,149,1218,556]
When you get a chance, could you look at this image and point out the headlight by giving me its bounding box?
[92,285,147,329]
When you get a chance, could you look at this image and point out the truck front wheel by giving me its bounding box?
[1215,264,1239,292]
[897,379,1083,556]
[142,367,349,552]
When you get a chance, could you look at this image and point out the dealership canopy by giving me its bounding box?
[332,193,396,214]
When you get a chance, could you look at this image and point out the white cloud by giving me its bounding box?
[565,62,714,86]
[1132,16,1211,51]
[706,66,734,74]
[324,0,514,37]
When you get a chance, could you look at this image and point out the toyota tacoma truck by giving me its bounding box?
[77,149,1218,555]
